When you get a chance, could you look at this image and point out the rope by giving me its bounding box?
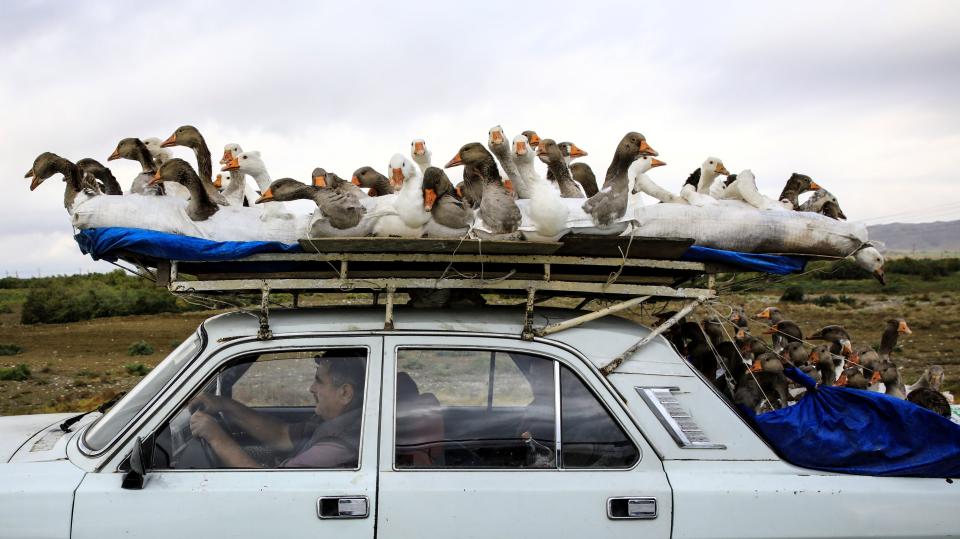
[702,302,777,410]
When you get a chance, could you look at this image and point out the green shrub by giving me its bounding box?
[0,304,12,314]
[0,343,23,356]
[813,294,839,306]
[124,362,151,376]
[127,341,154,356]
[0,364,31,381]
[838,295,857,307]
[780,286,805,302]
[815,260,870,280]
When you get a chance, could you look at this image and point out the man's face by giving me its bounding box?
[310,363,352,420]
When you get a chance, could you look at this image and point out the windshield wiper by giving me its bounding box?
[60,391,128,432]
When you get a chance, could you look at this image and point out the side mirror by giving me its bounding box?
[122,435,153,490]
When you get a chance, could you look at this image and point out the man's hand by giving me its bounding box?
[190,410,227,442]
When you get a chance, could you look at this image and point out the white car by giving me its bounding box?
[2,307,957,538]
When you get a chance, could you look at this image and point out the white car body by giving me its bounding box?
[1,307,957,538]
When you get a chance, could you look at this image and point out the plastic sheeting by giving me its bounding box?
[746,367,960,478]
[74,227,809,274]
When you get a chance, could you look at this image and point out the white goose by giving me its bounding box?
[410,139,432,174]
[217,143,257,206]
[214,171,246,207]
[488,125,527,198]
[628,156,674,205]
[512,135,569,241]
[679,157,729,206]
[142,137,173,167]
[372,155,427,237]
[221,151,292,220]
[716,169,790,211]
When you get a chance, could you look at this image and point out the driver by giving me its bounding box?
[189,351,366,468]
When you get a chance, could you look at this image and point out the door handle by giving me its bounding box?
[607,497,657,520]
[317,496,369,519]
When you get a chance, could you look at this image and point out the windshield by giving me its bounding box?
[83,332,203,452]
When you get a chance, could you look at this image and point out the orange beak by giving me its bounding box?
[809,351,820,365]
[391,167,404,188]
[736,328,747,340]
[898,321,912,335]
[809,181,821,190]
[445,153,464,168]
[755,308,771,319]
[28,171,42,191]
[351,175,362,186]
[455,185,464,198]
[255,188,274,204]
[716,163,730,175]
[423,188,437,211]
[220,150,232,165]
[568,144,587,158]
[848,352,860,365]
[491,130,504,144]
[528,133,541,147]
[841,341,854,355]
[514,141,527,155]
[213,174,223,189]
[313,175,327,188]
[651,158,667,168]
[160,133,177,148]
[413,141,426,155]
[503,179,515,193]
[148,170,163,186]
[638,140,658,156]
[108,148,121,161]
[869,370,882,384]
[750,359,762,373]
[222,157,239,171]
[836,373,849,387]
[763,325,778,335]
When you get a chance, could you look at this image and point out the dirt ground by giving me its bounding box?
[1,291,958,416]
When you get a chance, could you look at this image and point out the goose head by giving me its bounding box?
[108,138,154,167]
[255,178,314,204]
[755,306,780,321]
[312,167,328,188]
[784,172,820,193]
[410,139,432,165]
[521,130,541,149]
[222,150,266,176]
[351,166,393,196]
[511,134,535,167]
[852,245,885,285]
[221,143,243,165]
[750,352,784,374]
[535,139,564,165]
[388,153,419,189]
[445,142,492,169]
[161,125,204,149]
[701,157,729,177]
[25,152,73,191]
[213,170,234,190]
[422,167,455,210]
[150,158,198,187]
[616,131,658,160]
[142,137,173,166]
[488,125,508,148]
[627,156,667,193]
[558,142,588,165]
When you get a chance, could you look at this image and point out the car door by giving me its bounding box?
[72,337,381,539]
[377,335,672,539]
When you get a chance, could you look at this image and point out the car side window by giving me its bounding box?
[394,349,638,470]
[560,365,639,468]
[395,349,556,469]
[153,348,367,470]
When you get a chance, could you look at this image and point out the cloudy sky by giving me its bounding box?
[2,1,959,276]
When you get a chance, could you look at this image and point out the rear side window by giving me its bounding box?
[394,348,637,470]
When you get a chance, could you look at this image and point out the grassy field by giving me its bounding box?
[1,264,958,416]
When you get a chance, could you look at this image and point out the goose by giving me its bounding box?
[445,142,522,237]
[879,318,912,359]
[715,169,788,211]
[836,365,870,390]
[256,177,370,236]
[76,158,123,195]
[582,132,657,227]
[216,142,257,205]
[521,130,541,149]
[142,137,173,167]
[905,387,952,417]
[352,166,394,196]
[389,154,431,228]
[107,138,165,196]
[487,126,527,199]
[537,139,585,199]
[161,125,229,205]
[222,151,291,220]
[800,188,847,220]
[313,168,366,199]
[410,139,432,174]
[150,159,219,221]
[778,173,821,210]
[546,142,589,196]
[872,361,906,399]
[679,158,729,206]
[763,320,803,353]
[908,365,944,393]
[214,171,246,206]
[748,352,789,409]
[781,341,809,367]
[220,143,243,166]
[851,245,886,284]
[808,343,845,386]
[25,152,98,210]
[421,167,474,238]
[512,134,568,241]
[628,156,675,204]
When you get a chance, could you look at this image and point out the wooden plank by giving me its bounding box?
[298,237,561,255]
[555,235,694,259]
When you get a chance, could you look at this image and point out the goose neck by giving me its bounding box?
[193,139,213,181]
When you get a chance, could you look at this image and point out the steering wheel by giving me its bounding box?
[192,402,227,468]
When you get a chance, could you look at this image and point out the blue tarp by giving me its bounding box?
[75,227,807,274]
[746,367,960,478]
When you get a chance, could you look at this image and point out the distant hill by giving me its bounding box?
[868,220,960,253]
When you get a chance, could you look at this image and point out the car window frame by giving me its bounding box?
[390,342,641,472]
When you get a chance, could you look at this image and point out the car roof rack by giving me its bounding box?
[119,236,723,370]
